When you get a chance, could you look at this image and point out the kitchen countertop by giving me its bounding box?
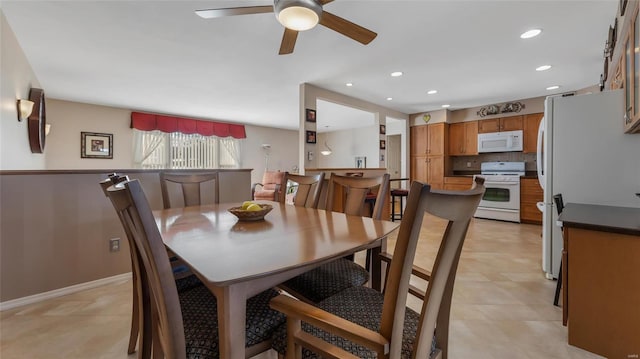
[558,203,640,236]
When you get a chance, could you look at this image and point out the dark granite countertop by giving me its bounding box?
[559,203,640,236]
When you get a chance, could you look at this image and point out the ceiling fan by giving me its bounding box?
[195,0,377,55]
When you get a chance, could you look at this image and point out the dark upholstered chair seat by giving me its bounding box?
[175,274,203,293]
[272,286,432,358]
[180,286,285,358]
[390,189,409,196]
[282,258,369,303]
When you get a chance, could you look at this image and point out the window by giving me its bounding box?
[133,130,241,169]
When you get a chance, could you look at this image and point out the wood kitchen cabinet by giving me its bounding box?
[444,176,473,191]
[410,123,447,156]
[478,115,523,133]
[624,6,640,132]
[410,123,448,189]
[411,156,444,189]
[448,121,478,156]
[523,113,543,153]
[610,4,640,132]
[520,177,543,224]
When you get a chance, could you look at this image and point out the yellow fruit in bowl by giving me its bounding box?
[246,203,263,211]
[241,201,255,210]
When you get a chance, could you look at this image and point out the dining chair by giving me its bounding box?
[280,173,390,304]
[252,170,288,202]
[282,172,325,207]
[160,171,220,279]
[270,177,485,359]
[159,171,219,209]
[100,174,204,357]
[104,178,286,359]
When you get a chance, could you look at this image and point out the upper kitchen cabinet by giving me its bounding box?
[410,125,428,155]
[410,123,447,156]
[478,115,523,133]
[624,5,640,132]
[449,121,478,156]
[523,113,543,153]
[611,2,640,133]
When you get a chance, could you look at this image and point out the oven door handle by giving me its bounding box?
[476,207,519,213]
[483,181,520,186]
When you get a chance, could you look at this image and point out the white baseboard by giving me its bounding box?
[0,272,132,311]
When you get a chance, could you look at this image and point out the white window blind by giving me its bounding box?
[135,130,241,169]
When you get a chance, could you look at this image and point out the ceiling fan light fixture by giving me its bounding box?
[275,0,322,31]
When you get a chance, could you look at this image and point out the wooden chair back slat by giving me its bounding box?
[325,173,390,220]
[159,172,219,209]
[285,173,325,208]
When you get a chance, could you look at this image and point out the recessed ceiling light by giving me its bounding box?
[386,97,393,101]
[536,65,552,71]
[441,104,451,108]
[520,29,542,39]
[427,90,438,95]
[546,85,560,90]
[390,71,403,77]
[346,82,353,87]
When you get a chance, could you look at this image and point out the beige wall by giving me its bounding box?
[45,99,134,169]
[0,12,44,170]
[0,169,251,303]
[42,99,298,185]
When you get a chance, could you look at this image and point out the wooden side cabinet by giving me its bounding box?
[443,176,473,191]
[448,121,478,156]
[410,123,448,189]
[523,113,543,153]
[520,178,543,224]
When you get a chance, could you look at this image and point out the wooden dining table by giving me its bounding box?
[153,201,400,359]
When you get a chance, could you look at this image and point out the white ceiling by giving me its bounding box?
[2,1,618,131]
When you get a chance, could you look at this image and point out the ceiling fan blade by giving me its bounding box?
[319,0,335,4]
[279,28,299,55]
[195,6,273,19]
[319,11,377,45]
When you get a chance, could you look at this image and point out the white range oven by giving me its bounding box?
[473,162,525,223]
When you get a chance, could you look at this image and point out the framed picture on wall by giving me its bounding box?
[81,132,113,159]
[355,156,366,168]
[306,130,317,144]
[380,124,386,134]
[305,109,316,122]
[379,140,386,150]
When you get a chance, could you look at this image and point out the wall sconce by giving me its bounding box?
[320,142,332,156]
[17,99,34,121]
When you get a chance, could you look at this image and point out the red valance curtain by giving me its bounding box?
[130,112,246,139]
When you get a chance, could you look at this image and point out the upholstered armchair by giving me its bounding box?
[252,171,287,202]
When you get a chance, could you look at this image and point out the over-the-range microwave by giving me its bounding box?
[477,130,523,153]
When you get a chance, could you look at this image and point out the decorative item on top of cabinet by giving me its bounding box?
[449,121,478,156]
[478,115,523,133]
[523,113,543,153]
[520,178,543,224]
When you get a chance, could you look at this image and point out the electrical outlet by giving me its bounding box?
[109,238,120,252]
[466,162,472,168]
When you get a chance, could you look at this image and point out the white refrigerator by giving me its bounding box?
[537,89,640,279]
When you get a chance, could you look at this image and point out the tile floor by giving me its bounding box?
[0,216,604,358]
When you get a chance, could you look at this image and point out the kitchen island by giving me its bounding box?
[559,203,640,359]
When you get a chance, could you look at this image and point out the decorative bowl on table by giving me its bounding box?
[228,203,273,221]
